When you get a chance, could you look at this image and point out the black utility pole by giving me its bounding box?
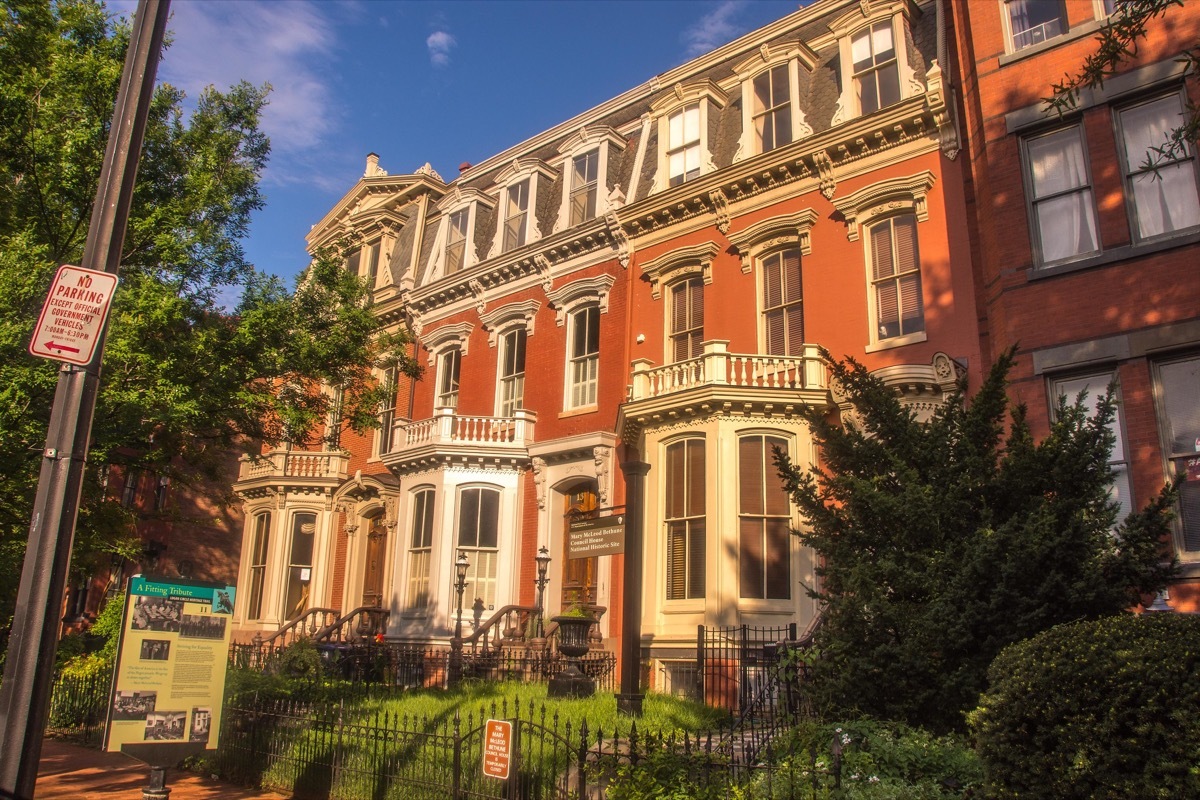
[617,459,650,716]
[0,2,168,797]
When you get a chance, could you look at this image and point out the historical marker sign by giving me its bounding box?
[28,264,119,366]
[482,719,513,779]
[567,514,626,559]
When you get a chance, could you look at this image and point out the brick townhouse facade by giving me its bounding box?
[228,0,1200,683]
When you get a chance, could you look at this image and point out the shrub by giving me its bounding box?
[971,613,1200,799]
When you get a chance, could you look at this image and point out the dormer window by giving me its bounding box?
[651,81,727,193]
[570,150,599,225]
[852,22,900,115]
[829,2,917,125]
[668,103,701,186]
[502,181,529,251]
[445,209,468,274]
[753,65,792,153]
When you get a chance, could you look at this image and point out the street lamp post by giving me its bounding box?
[450,550,469,685]
[534,546,552,638]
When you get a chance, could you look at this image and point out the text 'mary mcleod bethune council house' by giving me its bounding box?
[229,0,1200,689]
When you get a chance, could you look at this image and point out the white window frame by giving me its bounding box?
[425,188,492,282]
[1115,91,1200,243]
[375,367,398,457]
[667,277,704,364]
[1021,124,1100,267]
[664,436,706,602]
[759,247,805,357]
[1049,372,1133,526]
[246,511,271,621]
[650,81,727,193]
[282,511,317,620]
[406,487,436,611]
[851,21,901,116]
[866,214,925,346]
[1002,0,1069,53]
[546,274,615,412]
[488,158,554,258]
[496,326,527,418]
[566,304,600,410]
[554,126,626,232]
[828,1,916,125]
[737,433,792,601]
[455,485,501,612]
[733,43,814,159]
[435,347,461,410]
[421,323,472,411]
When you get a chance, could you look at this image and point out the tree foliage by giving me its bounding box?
[775,349,1177,733]
[1047,0,1199,169]
[0,0,418,627]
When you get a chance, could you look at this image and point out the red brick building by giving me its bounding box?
[951,0,1200,610]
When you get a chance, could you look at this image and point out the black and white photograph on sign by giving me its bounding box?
[139,639,171,661]
[112,690,156,720]
[131,596,182,632]
[180,613,226,640]
[189,707,212,743]
[145,711,187,741]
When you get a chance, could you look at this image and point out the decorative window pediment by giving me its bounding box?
[640,241,719,300]
[727,209,819,273]
[421,321,474,356]
[732,40,819,160]
[480,299,540,347]
[546,273,616,325]
[830,171,935,241]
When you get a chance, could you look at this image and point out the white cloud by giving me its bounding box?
[682,0,749,57]
[426,30,456,68]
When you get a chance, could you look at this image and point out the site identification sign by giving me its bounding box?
[567,514,626,559]
[104,577,237,753]
[482,719,513,779]
[28,264,118,366]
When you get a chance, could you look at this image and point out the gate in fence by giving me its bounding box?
[696,623,797,714]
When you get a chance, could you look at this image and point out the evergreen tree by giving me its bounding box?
[775,348,1177,733]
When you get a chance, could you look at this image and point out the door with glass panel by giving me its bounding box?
[561,484,599,608]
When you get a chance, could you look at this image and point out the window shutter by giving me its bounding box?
[764,437,790,515]
[877,283,899,330]
[688,521,706,598]
[766,310,785,355]
[740,520,764,599]
[667,523,687,599]
[665,442,684,519]
[785,306,804,355]
[763,255,782,308]
[765,519,791,599]
[895,216,918,273]
[686,439,705,516]
[899,272,923,324]
[783,249,802,302]
[740,437,764,515]
[458,489,480,548]
[479,489,499,548]
[871,223,894,279]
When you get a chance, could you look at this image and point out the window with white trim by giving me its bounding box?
[377,367,398,456]
[502,180,530,252]
[668,103,701,187]
[445,208,468,274]
[570,150,599,226]
[852,21,900,115]
[1005,0,1067,51]
[1051,373,1133,524]
[436,347,461,409]
[406,488,435,610]
[665,438,705,601]
[1023,125,1099,265]
[1156,355,1200,555]
[739,434,791,600]
[752,65,792,153]
[761,248,804,356]
[283,512,316,620]
[567,305,600,409]
[497,327,526,417]
[246,512,271,620]
[121,469,141,508]
[868,215,924,342]
[668,278,704,362]
[457,486,500,610]
[1116,93,1200,241]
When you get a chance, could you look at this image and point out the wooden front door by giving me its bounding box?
[362,515,387,607]
[562,485,598,608]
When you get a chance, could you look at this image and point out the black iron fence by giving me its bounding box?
[214,689,850,800]
[697,623,797,713]
[47,668,110,746]
[229,640,618,694]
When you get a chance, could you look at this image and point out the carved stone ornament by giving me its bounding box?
[593,445,613,507]
[604,212,632,269]
[925,61,961,161]
[814,152,836,200]
[384,496,399,532]
[532,457,547,509]
[415,162,444,182]
[709,189,731,235]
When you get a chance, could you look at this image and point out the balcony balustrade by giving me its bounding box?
[234,448,350,498]
[628,340,827,401]
[383,408,536,469]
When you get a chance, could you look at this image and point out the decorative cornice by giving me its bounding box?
[709,189,731,234]
[924,61,960,161]
[639,240,720,300]
[479,299,541,346]
[830,170,936,241]
[604,211,632,268]
[727,208,820,273]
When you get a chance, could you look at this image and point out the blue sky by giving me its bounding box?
[110,0,802,287]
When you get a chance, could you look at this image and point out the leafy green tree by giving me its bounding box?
[775,349,1177,733]
[0,0,417,632]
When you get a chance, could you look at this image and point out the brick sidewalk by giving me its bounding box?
[34,739,289,799]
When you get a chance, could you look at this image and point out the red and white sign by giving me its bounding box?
[28,264,119,366]
[482,719,513,780]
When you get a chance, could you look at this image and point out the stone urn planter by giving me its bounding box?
[548,613,596,697]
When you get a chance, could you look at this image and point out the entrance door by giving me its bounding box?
[361,514,387,607]
[562,484,598,608]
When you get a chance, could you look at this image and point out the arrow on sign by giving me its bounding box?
[43,341,81,354]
